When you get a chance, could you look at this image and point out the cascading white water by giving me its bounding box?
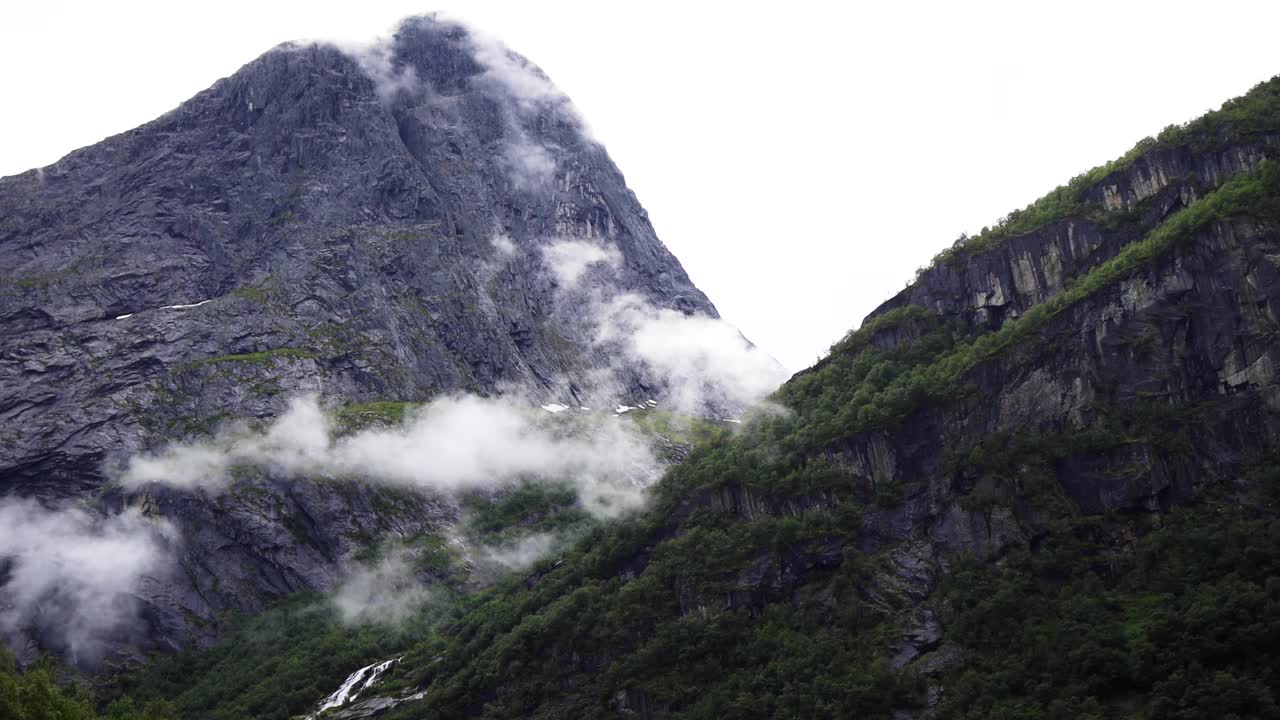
[309,657,399,717]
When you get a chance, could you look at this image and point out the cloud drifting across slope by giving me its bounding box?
[341,40,420,105]
[500,132,559,189]
[466,28,567,112]
[477,531,558,571]
[467,29,580,190]
[591,293,788,414]
[0,499,175,664]
[332,549,433,625]
[123,394,655,518]
[542,238,623,288]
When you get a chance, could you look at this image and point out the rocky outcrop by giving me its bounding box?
[613,200,1280,679]
[869,135,1279,335]
[842,214,1280,565]
[784,159,1280,717]
[612,133,1280,717]
[1088,140,1280,211]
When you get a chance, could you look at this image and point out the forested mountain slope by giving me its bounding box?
[312,75,1280,719]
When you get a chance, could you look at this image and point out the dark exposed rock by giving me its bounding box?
[327,692,421,719]
[867,136,1280,336]
[0,15,716,664]
[844,212,1280,564]
[892,607,943,668]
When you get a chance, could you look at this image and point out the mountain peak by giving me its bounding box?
[0,13,786,665]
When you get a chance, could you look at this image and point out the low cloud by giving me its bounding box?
[476,532,558,570]
[501,132,559,190]
[466,28,572,115]
[345,41,420,105]
[542,239,623,288]
[490,232,517,257]
[123,394,654,519]
[463,24,588,188]
[332,549,433,625]
[0,499,175,665]
[591,293,788,414]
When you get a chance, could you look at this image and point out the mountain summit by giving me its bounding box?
[1,16,715,495]
[0,15,762,665]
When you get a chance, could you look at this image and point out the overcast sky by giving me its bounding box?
[4,1,1279,371]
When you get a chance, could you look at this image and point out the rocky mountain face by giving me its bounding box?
[809,141,1280,572]
[8,15,1280,719]
[247,79,1280,719]
[845,132,1280,538]
[0,17,718,665]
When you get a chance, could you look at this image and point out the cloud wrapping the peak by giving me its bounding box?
[329,36,420,105]
[466,30,568,113]
[461,24,592,186]
[592,293,788,413]
[332,15,591,190]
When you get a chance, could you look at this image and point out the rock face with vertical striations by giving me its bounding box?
[0,16,717,663]
[251,76,1280,720]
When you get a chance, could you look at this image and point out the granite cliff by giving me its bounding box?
[0,16,731,667]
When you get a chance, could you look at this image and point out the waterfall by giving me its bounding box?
[309,657,399,717]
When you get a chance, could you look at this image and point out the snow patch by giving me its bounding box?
[159,299,213,311]
[540,403,569,414]
[111,298,212,321]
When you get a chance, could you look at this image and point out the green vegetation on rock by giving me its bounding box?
[938,490,1280,720]
[335,400,423,433]
[930,76,1280,267]
[121,595,452,720]
[181,347,316,370]
[1,650,172,720]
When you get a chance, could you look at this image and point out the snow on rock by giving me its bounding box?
[540,403,570,414]
[113,298,212,321]
[159,299,213,311]
[615,405,637,414]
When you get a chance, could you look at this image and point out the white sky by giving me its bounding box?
[3,1,1279,371]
